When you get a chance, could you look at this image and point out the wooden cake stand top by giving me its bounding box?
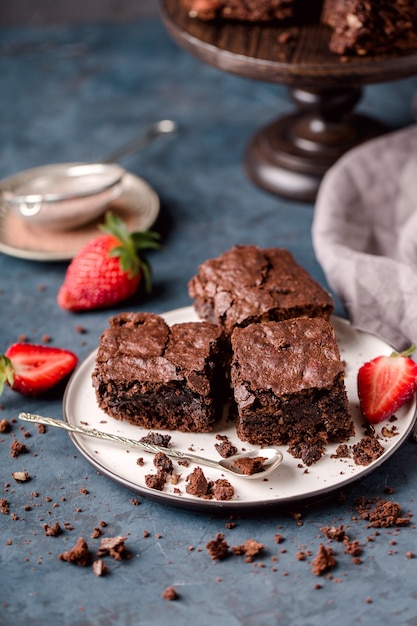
[161,0,417,88]
[161,1,417,201]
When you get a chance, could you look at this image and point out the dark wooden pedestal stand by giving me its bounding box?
[161,0,417,202]
[244,86,386,201]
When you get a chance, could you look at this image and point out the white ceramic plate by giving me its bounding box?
[63,307,417,512]
[0,167,159,261]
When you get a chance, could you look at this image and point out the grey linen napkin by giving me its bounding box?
[312,123,417,352]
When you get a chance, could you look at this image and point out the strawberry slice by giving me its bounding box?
[0,343,78,397]
[357,345,417,424]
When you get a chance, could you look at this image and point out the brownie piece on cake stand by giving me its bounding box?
[161,0,417,202]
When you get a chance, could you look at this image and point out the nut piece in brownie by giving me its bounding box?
[182,0,296,21]
[188,246,333,334]
[321,0,417,56]
[92,312,227,432]
[230,317,354,447]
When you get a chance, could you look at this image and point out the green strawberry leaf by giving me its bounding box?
[0,355,15,396]
[101,211,161,291]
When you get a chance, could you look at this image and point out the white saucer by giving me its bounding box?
[0,169,160,261]
[63,307,417,512]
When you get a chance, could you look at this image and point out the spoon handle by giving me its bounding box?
[101,119,178,164]
[18,412,221,470]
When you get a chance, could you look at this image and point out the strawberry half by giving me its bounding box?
[57,212,161,312]
[357,345,417,424]
[0,343,78,397]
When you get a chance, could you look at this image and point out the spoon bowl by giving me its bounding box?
[19,412,284,481]
[218,448,284,479]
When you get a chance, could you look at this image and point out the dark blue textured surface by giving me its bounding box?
[1,18,417,626]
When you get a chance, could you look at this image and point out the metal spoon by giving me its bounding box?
[19,412,283,480]
[3,119,177,231]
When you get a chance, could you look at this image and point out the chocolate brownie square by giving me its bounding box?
[188,245,334,334]
[92,312,227,432]
[230,317,354,446]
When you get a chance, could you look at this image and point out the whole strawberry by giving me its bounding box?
[357,345,417,424]
[57,212,161,311]
[0,343,78,397]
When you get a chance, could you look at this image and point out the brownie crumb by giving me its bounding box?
[215,434,238,458]
[186,467,211,497]
[0,498,10,514]
[312,544,336,576]
[97,536,130,561]
[10,440,29,458]
[344,538,362,558]
[352,435,384,466]
[0,419,11,433]
[43,522,62,536]
[288,437,326,466]
[331,444,350,458]
[230,456,267,475]
[153,452,174,475]
[92,559,108,576]
[232,539,264,562]
[291,511,303,525]
[355,496,411,528]
[320,525,346,541]
[381,426,399,438]
[162,586,179,601]
[206,533,229,560]
[59,537,91,566]
[145,472,168,491]
[184,467,235,500]
[211,478,234,501]
[140,432,172,448]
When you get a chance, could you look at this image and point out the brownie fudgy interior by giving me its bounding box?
[231,317,354,447]
[92,312,228,433]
